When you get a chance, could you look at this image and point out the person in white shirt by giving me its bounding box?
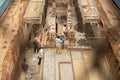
[38,47,43,65]
[55,36,63,54]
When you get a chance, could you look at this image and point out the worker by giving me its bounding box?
[55,36,63,54]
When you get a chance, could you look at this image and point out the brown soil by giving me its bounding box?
[105,42,120,79]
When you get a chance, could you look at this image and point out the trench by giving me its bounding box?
[0,0,119,80]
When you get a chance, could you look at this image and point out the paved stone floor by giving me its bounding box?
[60,63,74,80]
[43,48,72,80]
[20,47,116,80]
[41,48,114,80]
[43,49,55,80]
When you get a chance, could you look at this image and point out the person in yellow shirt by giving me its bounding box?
[55,36,63,54]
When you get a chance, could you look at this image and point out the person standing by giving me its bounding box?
[55,36,63,54]
[61,32,65,49]
[22,59,32,79]
[33,38,39,53]
[38,47,44,65]
[33,35,41,53]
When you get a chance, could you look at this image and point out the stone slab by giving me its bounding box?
[43,49,55,80]
[60,64,74,80]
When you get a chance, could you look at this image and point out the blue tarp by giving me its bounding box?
[113,0,120,9]
[0,0,10,16]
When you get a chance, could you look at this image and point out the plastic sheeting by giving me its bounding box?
[0,0,10,16]
[113,0,120,9]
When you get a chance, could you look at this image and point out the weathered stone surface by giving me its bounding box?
[0,1,29,80]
